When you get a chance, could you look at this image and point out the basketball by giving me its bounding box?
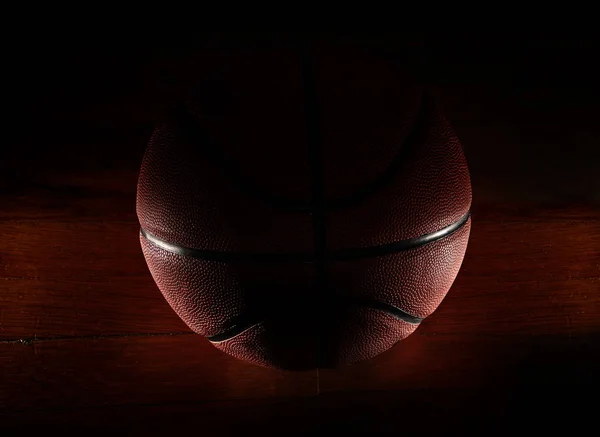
[136,50,472,369]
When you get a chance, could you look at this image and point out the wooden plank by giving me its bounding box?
[1,208,598,339]
[0,334,316,411]
[1,166,139,221]
[470,202,600,222]
[460,218,600,282]
[427,278,600,338]
[1,220,187,338]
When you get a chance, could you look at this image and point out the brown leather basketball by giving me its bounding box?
[136,50,472,369]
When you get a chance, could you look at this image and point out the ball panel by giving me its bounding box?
[322,307,419,367]
[136,50,473,369]
[325,98,472,250]
[328,218,471,319]
[211,323,275,368]
[141,235,317,339]
[137,123,314,253]
[140,235,247,337]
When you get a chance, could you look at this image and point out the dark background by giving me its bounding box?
[1,32,599,433]
[5,32,600,204]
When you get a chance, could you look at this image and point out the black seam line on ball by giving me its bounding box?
[330,210,470,261]
[139,211,470,263]
[205,299,423,343]
[205,314,264,343]
[342,299,423,325]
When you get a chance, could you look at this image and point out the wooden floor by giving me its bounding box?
[1,35,599,433]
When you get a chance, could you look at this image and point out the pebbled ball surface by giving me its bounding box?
[137,122,314,254]
[328,218,471,319]
[140,236,247,338]
[212,323,275,368]
[137,49,472,369]
[322,307,419,367]
[140,235,316,338]
[325,96,472,249]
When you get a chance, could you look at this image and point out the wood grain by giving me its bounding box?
[1,205,597,339]
[0,220,188,338]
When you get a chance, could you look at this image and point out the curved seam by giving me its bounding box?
[347,300,423,325]
[330,210,470,261]
[140,211,470,263]
[207,321,263,343]
[206,299,423,343]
